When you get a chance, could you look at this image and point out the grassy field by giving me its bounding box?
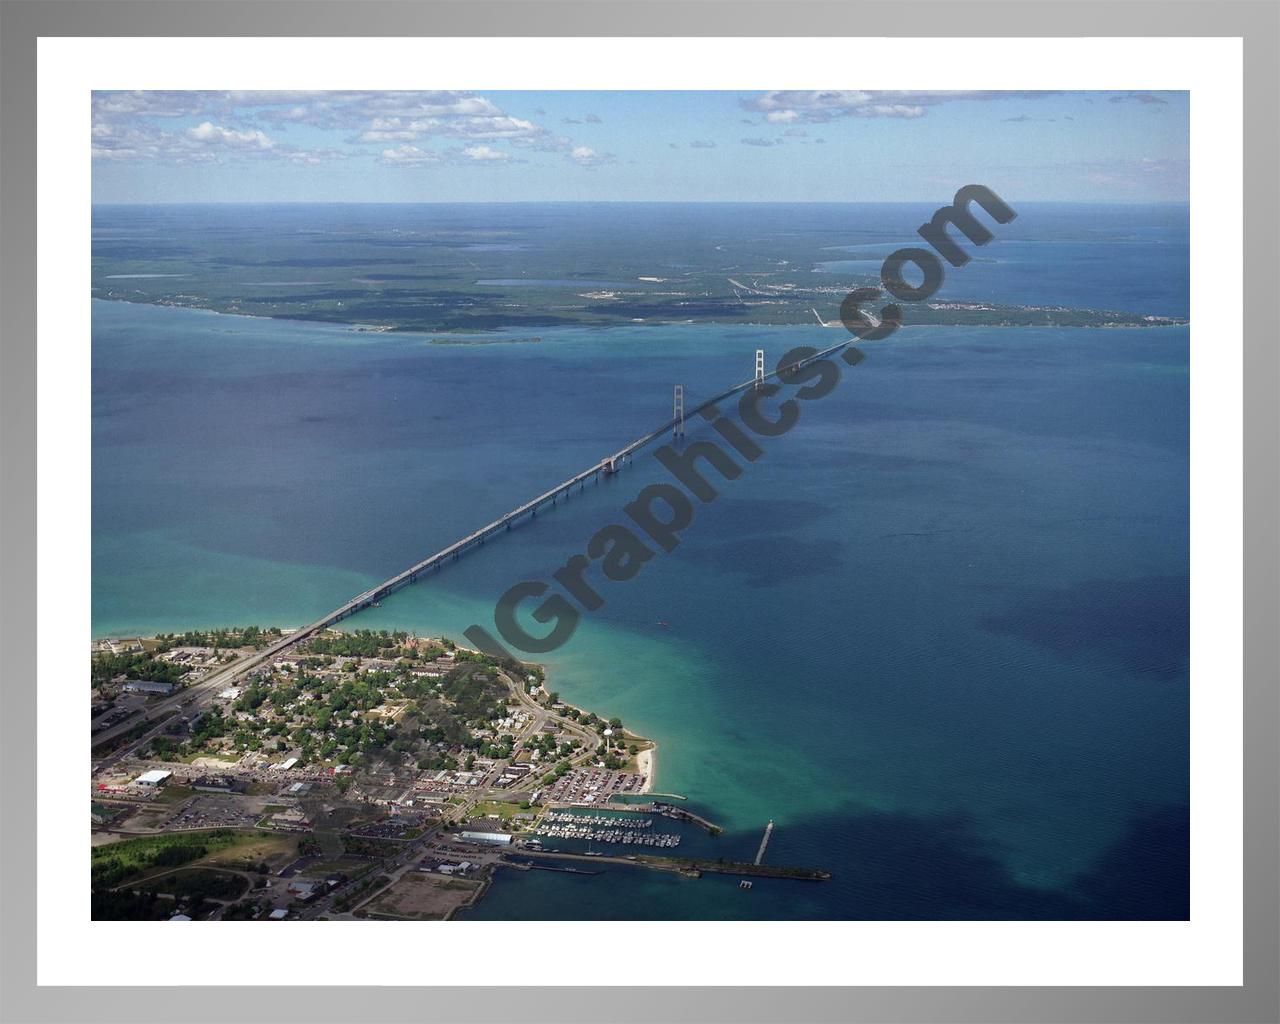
[200,832,298,872]
[91,829,242,887]
[92,828,298,889]
[472,800,529,822]
[296,857,376,881]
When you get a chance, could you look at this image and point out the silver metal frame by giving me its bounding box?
[1,2,1275,1021]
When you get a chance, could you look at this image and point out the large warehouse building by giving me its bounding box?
[122,679,176,696]
[459,831,513,845]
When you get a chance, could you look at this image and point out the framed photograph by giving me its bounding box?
[2,3,1276,1022]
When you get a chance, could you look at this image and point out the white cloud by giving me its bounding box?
[568,145,616,166]
[187,122,275,150]
[357,118,422,142]
[358,114,542,145]
[92,118,341,166]
[461,145,509,162]
[742,90,1059,123]
[90,90,595,167]
[378,145,439,167]
[448,115,539,140]
[91,91,211,119]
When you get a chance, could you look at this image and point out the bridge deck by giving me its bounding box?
[253,338,855,658]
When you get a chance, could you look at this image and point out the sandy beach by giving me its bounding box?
[637,746,655,793]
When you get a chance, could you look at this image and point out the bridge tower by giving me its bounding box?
[673,384,685,441]
[755,349,765,387]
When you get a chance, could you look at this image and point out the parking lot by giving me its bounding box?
[541,767,645,805]
[161,794,264,830]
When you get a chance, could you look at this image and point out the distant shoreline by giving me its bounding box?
[91,294,1189,335]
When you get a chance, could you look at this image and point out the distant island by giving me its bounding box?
[428,335,542,346]
[93,286,1186,333]
[91,206,1187,334]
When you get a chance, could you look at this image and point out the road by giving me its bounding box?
[92,642,296,768]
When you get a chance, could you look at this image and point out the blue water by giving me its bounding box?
[475,279,635,288]
[816,208,1190,316]
[92,204,1189,920]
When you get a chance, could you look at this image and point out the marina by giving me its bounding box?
[542,811,653,829]
[534,815,682,848]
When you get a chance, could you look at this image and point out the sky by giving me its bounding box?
[91,90,1189,204]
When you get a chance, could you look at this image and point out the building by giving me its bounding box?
[268,908,288,920]
[191,775,240,793]
[122,680,176,696]
[272,757,298,771]
[134,769,172,788]
[459,831,512,846]
[286,880,321,902]
[270,806,311,830]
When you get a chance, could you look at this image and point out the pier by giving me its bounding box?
[754,820,775,866]
[500,856,602,877]
[646,801,724,836]
[513,848,830,882]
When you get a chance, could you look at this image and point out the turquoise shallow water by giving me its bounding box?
[93,241,1189,919]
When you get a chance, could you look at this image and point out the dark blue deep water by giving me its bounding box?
[93,204,1189,920]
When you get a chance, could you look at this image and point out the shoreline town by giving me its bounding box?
[91,625,825,921]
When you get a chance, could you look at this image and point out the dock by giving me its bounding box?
[500,856,602,877]
[645,801,724,835]
[514,848,829,882]
[754,819,775,866]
